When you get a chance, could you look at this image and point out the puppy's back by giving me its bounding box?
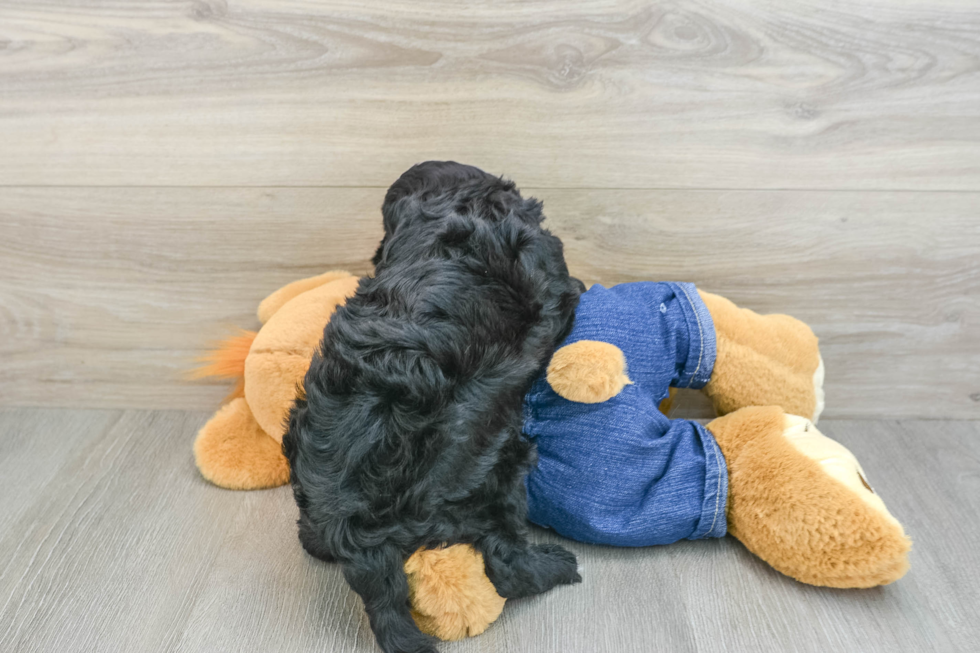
[301,196,577,512]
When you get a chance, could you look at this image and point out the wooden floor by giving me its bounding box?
[0,408,977,653]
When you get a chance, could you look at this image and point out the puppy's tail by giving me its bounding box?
[188,330,258,401]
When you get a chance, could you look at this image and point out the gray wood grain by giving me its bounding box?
[0,409,977,652]
[2,187,977,418]
[1,1,978,189]
[0,410,251,653]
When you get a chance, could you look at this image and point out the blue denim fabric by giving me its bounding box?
[523,282,728,546]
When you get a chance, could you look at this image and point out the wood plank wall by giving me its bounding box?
[1,1,978,417]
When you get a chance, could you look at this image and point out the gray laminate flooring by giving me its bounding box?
[0,409,977,652]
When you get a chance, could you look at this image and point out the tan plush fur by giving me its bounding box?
[546,340,631,403]
[188,330,257,401]
[257,270,358,324]
[699,290,820,419]
[707,406,910,588]
[245,275,360,441]
[190,330,258,380]
[194,397,291,490]
[193,271,358,488]
[405,547,506,640]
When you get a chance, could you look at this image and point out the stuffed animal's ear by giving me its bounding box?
[546,340,631,403]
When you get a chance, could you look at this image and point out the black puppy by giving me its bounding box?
[283,162,583,653]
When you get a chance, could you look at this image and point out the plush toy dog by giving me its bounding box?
[193,271,910,641]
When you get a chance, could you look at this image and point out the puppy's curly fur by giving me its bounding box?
[283,162,583,653]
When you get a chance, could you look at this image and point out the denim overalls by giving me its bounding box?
[524,282,728,546]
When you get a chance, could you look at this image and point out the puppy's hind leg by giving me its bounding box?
[477,533,581,600]
[342,546,438,653]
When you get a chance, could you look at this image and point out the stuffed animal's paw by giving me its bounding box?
[699,290,824,421]
[709,406,910,589]
[778,413,910,585]
[405,545,505,641]
[193,398,290,490]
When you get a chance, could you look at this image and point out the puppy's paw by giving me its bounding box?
[406,642,439,653]
[482,541,580,599]
[530,543,582,586]
[377,630,439,653]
